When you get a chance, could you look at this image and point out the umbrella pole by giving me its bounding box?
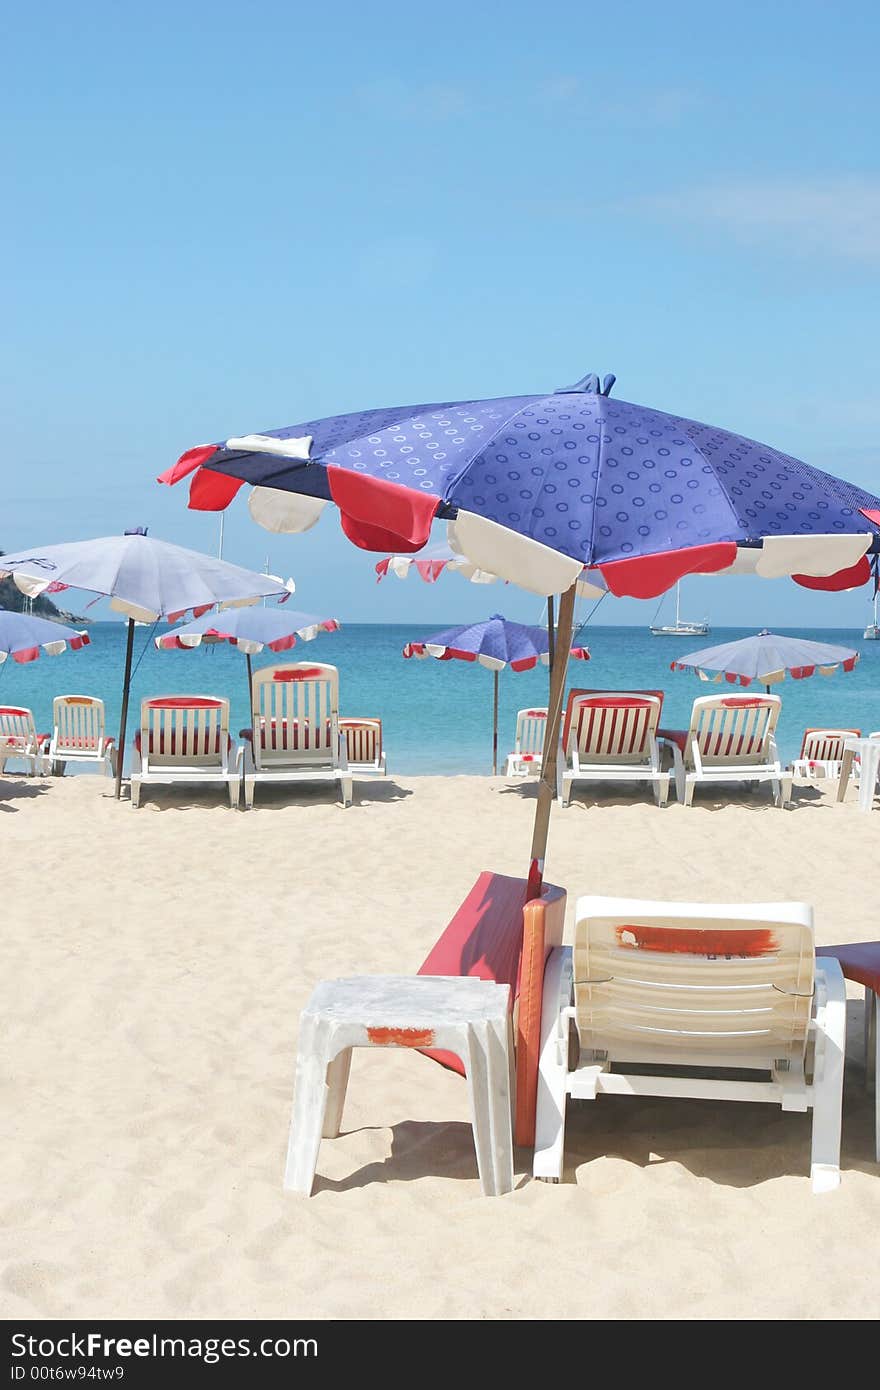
[547,594,555,670]
[246,653,255,731]
[527,580,577,900]
[492,669,499,775]
[114,617,136,800]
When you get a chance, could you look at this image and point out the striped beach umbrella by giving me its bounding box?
[0,608,90,664]
[159,369,880,895]
[156,605,340,730]
[672,630,859,692]
[403,613,589,773]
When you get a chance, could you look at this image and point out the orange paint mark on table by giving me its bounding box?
[367,1026,435,1047]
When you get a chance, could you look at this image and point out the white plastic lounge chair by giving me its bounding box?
[791,728,861,781]
[130,696,239,807]
[660,693,790,807]
[49,695,115,776]
[534,895,846,1193]
[506,707,548,777]
[557,690,669,807]
[240,662,352,808]
[0,706,50,776]
[340,718,387,776]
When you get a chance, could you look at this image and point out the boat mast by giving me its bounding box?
[675,581,681,629]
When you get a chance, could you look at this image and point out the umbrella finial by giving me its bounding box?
[554,372,601,395]
[124,527,149,536]
[601,373,616,396]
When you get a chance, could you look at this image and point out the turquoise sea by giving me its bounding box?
[2,621,879,774]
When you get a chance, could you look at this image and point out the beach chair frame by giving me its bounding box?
[240,663,352,808]
[0,706,50,776]
[130,696,239,808]
[662,693,790,807]
[506,707,548,778]
[339,718,387,777]
[49,695,115,776]
[534,895,846,1193]
[791,727,861,782]
[557,691,669,807]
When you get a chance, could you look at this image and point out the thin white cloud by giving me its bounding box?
[636,176,880,263]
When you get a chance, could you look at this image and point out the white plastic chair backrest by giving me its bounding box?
[251,663,340,768]
[568,693,661,762]
[139,697,228,766]
[340,718,381,766]
[798,728,860,763]
[688,694,780,766]
[514,707,547,759]
[573,895,815,1068]
[53,695,105,751]
[0,706,38,747]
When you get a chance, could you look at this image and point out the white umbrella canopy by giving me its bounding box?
[0,608,90,664]
[0,531,295,798]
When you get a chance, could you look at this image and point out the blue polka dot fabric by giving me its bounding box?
[207,382,880,565]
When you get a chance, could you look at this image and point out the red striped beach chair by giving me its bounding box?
[558,689,669,807]
[0,706,50,776]
[791,727,861,781]
[130,696,238,807]
[49,695,115,776]
[505,707,547,777]
[660,692,789,807]
[339,718,386,776]
[241,663,352,808]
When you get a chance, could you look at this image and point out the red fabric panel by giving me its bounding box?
[721,697,766,708]
[157,444,217,486]
[859,509,880,527]
[793,556,871,591]
[599,542,737,598]
[266,633,298,652]
[0,707,29,716]
[817,942,880,995]
[374,558,391,579]
[328,466,440,553]
[188,467,247,512]
[416,872,530,1076]
[12,647,40,664]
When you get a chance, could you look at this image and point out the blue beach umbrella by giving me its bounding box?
[160,371,880,895]
[403,614,589,774]
[672,630,859,692]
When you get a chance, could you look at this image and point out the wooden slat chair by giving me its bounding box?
[534,895,846,1192]
[49,695,115,776]
[0,706,50,776]
[660,693,790,807]
[339,718,386,776]
[130,696,239,808]
[240,662,352,808]
[558,689,669,807]
[505,707,548,778]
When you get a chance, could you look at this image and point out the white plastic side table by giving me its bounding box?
[284,975,514,1197]
[838,736,880,812]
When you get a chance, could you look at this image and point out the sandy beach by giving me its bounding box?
[3,771,879,1322]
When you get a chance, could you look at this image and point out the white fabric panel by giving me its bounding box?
[447,512,583,598]
[226,433,313,461]
[713,547,761,577]
[248,486,328,534]
[755,533,871,578]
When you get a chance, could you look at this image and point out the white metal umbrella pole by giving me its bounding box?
[527,579,577,899]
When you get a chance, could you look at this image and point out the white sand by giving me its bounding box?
[3,772,879,1321]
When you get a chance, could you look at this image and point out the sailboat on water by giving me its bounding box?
[650,580,709,637]
[864,590,879,640]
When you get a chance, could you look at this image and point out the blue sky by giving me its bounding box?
[2,1,879,631]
